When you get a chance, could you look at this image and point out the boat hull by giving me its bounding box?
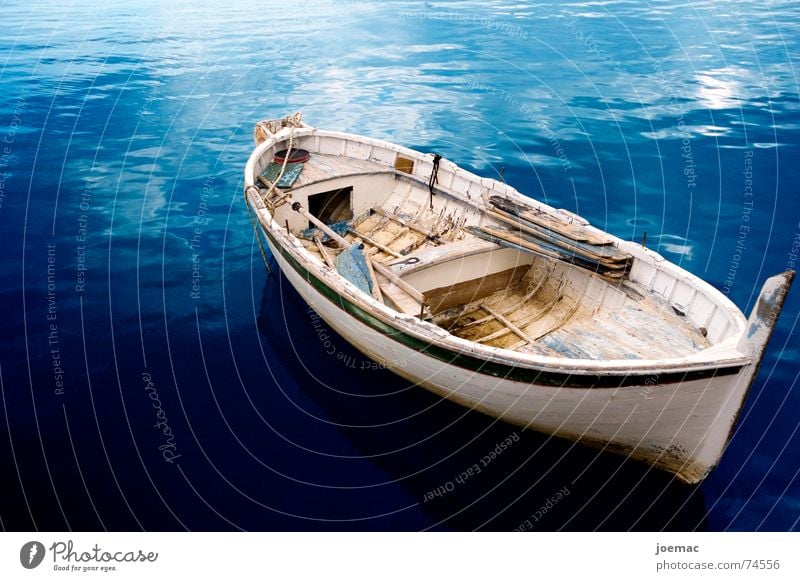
[245,119,793,485]
[264,228,754,484]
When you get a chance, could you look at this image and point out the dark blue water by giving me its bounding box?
[1,0,798,531]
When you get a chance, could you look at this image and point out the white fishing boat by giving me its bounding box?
[244,113,793,484]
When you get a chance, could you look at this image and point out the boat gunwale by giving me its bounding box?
[245,126,752,376]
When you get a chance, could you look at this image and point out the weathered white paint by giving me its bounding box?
[265,228,787,483]
[244,119,794,483]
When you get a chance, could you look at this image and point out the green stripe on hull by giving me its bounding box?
[262,225,742,388]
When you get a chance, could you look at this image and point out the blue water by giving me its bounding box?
[1,0,798,531]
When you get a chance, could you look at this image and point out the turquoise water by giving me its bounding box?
[1,0,798,531]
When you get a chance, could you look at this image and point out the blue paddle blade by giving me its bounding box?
[335,244,373,295]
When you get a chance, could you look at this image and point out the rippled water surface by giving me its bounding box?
[1,0,798,531]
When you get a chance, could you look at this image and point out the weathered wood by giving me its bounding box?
[533,295,583,340]
[257,176,292,208]
[488,208,630,262]
[347,227,403,258]
[364,254,384,303]
[451,264,553,331]
[293,203,426,305]
[257,174,281,191]
[375,272,430,317]
[290,153,390,189]
[468,280,566,344]
[473,306,550,344]
[362,212,393,237]
[472,225,629,277]
[489,195,613,245]
[247,119,782,484]
[489,223,627,268]
[372,206,443,243]
[422,266,527,314]
[312,233,335,268]
[345,232,390,261]
[482,304,534,344]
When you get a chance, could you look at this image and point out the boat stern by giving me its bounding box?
[738,270,795,359]
[684,270,796,483]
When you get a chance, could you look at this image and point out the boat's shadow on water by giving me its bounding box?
[258,268,709,531]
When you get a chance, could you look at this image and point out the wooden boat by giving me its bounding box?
[244,114,794,484]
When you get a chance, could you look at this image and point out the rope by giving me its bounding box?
[244,185,272,274]
[243,113,305,274]
[259,112,304,211]
[428,153,442,209]
[262,126,296,208]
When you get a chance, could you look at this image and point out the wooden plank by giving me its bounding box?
[293,204,426,305]
[470,225,629,277]
[559,321,650,360]
[376,272,428,316]
[257,176,291,208]
[347,227,403,258]
[372,206,440,242]
[489,195,613,245]
[289,153,383,188]
[488,208,630,262]
[489,223,628,268]
[477,225,608,270]
[470,279,566,343]
[422,266,527,314]
[507,338,564,356]
[363,214,393,237]
[482,304,534,344]
[538,333,597,359]
[533,295,582,340]
[257,175,282,192]
[451,264,553,332]
[364,254,384,303]
[312,233,335,268]
[382,225,410,246]
[396,232,431,256]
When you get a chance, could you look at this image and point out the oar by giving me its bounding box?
[488,208,630,262]
[290,202,427,307]
[489,195,613,245]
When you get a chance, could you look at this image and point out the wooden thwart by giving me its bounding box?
[423,266,526,314]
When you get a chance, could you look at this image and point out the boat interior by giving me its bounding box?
[253,133,744,361]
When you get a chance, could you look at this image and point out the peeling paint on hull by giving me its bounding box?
[244,120,795,484]
[265,231,791,484]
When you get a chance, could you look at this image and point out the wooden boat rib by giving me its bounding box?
[245,114,794,484]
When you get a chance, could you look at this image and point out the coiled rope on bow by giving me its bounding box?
[243,113,304,274]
